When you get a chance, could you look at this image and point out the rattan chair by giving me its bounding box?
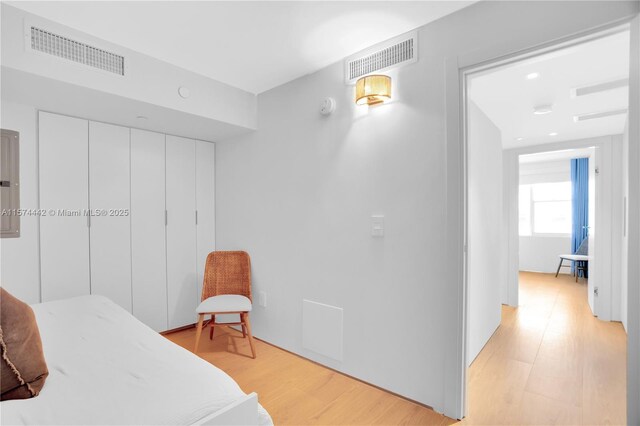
[194,251,256,358]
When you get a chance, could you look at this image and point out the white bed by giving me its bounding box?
[1,295,272,426]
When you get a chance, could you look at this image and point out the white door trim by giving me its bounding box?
[625,14,640,426]
[502,136,621,321]
[446,19,638,420]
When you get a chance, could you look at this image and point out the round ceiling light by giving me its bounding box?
[533,104,553,115]
[526,72,540,80]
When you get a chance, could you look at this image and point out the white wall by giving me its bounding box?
[467,102,503,366]
[519,236,572,274]
[215,1,639,415]
[0,102,40,304]
[503,149,519,306]
[518,159,572,274]
[218,62,449,408]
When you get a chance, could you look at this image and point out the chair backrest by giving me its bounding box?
[575,237,589,256]
[201,251,252,302]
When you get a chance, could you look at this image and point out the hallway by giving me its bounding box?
[463,272,627,425]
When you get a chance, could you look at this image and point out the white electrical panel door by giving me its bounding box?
[0,129,20,238]
[89,121,132,312]
[166,135,197,329]
[39,112,90,302]
[131,129,168,331]
[195,140,215,304]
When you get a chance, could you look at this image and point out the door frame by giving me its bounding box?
[446,19,638,419]
[503,136,621,320]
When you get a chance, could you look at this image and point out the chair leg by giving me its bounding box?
[242,312,256,359]
[194,314,205,353]
[240,313,247,338]
[555,258,563,277]
[209,314,215,340]
[585,262,589,279]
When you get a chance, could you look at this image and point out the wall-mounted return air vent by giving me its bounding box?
[344,32,418,84]
[30,27,125,76]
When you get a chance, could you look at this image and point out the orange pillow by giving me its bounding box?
[0,288,48,400]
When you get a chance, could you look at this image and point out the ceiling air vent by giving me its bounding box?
[30,27,125,76]
[571,78,628,97]
[573,109,628,122]
[344,32,418,84]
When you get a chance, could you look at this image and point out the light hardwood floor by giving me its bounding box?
[462,272,627,426]
[165,271,626,425]
[166,324,454,425]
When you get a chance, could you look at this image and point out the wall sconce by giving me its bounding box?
[355,75,391,106]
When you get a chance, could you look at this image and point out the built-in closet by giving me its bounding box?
[38,111,215,331]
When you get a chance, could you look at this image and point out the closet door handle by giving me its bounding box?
[165,210,168,226]
[195,210,198,225]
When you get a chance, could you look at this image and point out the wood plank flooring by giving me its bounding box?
[165,272,626,425]
[166,323,453,425]
[462,272,627,426]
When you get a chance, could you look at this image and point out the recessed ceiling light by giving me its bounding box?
[533,104,553,115]
[515,137,524,141]
[549,132,558,136]
[526,72,540,80]
[136,115,148,120]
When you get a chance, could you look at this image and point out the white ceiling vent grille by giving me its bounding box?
[345,33,417,84]
[571,78,628,97]
[573,109,628,122]
[30,27,125,76]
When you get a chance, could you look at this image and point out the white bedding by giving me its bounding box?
[1,295,272,426]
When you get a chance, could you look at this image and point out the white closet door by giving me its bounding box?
[166,135,197,329]
[196,140,215,302]
[39,112,90,302]
[131,129,168,331]
[89,121,132,311]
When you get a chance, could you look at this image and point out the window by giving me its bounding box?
[519,181,571,236]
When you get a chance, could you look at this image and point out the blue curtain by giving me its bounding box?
[571,158,589,272]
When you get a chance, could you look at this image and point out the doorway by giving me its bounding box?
[517,147,599,316]
[463,26,631,424]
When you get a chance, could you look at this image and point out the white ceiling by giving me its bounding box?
[8,1,475,94]
[468,31,630,149]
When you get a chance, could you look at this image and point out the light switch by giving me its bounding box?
[371,215,384,237]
